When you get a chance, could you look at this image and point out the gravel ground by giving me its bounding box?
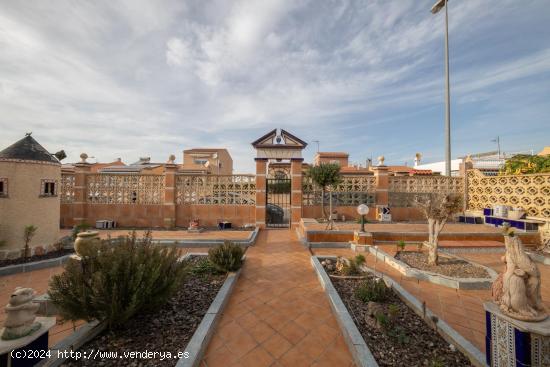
[0,248,74,268]
[395,251,490,278]
[329,274,473,367]
[62,257,226,367]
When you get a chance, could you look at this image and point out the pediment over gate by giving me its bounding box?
[251,129,307,159]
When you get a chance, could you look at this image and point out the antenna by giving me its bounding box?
[312,140,320,153]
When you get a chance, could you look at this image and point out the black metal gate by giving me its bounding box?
[266,178,291,228]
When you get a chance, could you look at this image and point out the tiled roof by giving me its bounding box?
[0,135,59,164]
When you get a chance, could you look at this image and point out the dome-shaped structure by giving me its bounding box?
[0,134,60,164]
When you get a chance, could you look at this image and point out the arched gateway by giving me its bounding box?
[251,129,307,229]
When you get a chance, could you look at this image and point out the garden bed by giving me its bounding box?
[394,251,490,278]
[0,248,74,268]
[62,256,227,367]
[322,261,473,367]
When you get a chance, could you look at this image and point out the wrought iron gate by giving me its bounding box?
[266,178,291,228]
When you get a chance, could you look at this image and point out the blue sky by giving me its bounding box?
[1,0,549,173]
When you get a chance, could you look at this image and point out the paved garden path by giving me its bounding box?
[202,229,355,367]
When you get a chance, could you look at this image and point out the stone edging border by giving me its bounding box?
[176,255,243,367]
[0,228,258,277]
[367,246,498,290]
[310,256,378,367]
[527,251,550,265]
[0,255,72,277]
[311,255,488,367]
[38,320,107,367]
[38,253,243,367]
[139,227,260,248]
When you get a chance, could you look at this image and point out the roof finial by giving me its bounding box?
[25,132,32,136]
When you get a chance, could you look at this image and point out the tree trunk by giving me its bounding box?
[427,218,437,265]
[321,188,326,219]
[428,219,447,266]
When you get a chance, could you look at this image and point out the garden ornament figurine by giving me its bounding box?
[492,224,547,321]
[1,287,41,340]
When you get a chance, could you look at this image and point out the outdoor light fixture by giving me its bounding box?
[431,0,452,176]
[357,204,369,232]
[430,0,447,14]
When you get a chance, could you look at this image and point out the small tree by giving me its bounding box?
[307,163,342,219]
[23,225,37,258]
[414,193,462,265]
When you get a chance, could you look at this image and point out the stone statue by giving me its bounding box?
[492,226,547,321]
[1,288,41,340]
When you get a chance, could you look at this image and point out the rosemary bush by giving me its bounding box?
[48,231,187,329]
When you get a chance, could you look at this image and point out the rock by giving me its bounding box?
[449,344,456,352]
[366,301,384,317]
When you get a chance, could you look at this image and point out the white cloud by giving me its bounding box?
[0,0,549,172]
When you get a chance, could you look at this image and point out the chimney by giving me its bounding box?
[116,158,122,162]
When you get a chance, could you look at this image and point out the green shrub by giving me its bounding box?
[23,225,37,258]
[355,277,389,303]
[396,240,406,253]
[48,231,187,329]
[71,222,91,240]
[190,257,224,277]
[208,241,244,272]
[355,254,366,265]
[339,255,366,276]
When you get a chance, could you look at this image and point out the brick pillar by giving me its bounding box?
[255,158,268,228]
[459,159,474,212]
[290,158,304,229]
[163,164,178,228]
[372,165,389,220]
[73,162,91,226]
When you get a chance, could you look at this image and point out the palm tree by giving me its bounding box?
[307,163,342,220]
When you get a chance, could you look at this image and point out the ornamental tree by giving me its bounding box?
[307,163,342,219]
[414,193,462,265]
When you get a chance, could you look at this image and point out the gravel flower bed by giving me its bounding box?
[326,268,473,367]
[395,251,490,278]
[0,248,74,268]
[62,257,226,367]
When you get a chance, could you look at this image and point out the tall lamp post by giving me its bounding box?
[431,0,451,176]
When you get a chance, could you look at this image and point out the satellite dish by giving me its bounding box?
[212,153,218,159]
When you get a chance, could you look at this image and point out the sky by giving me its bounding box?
[1,0,549,173]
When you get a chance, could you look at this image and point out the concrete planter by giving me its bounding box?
[40,253,244,367]
[311,255,487,367]
[367,246,498,290]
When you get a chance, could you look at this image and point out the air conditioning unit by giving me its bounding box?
[96,220,116,229]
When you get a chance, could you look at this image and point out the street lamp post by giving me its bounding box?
[357,204,369,233]
[432,0,451,176]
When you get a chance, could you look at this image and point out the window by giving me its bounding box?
[0,178,7,197]
[40,179,57,197]
[194,159,208,165]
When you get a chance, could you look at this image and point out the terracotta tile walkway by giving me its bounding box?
[313,245,550,354]
[202,230,355,367]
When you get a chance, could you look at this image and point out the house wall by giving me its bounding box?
[0,160,61,257]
